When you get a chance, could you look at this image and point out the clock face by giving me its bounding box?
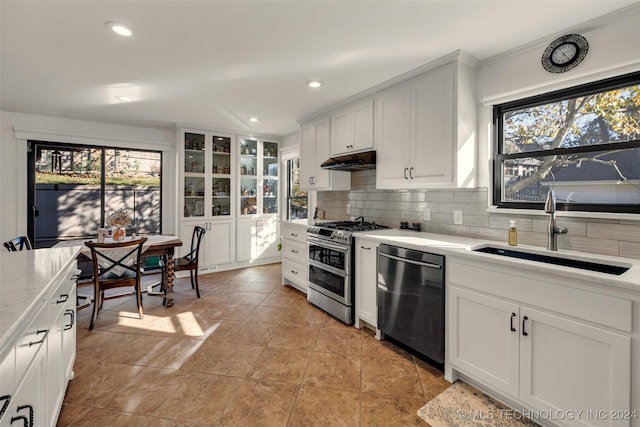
[541,34,589,73]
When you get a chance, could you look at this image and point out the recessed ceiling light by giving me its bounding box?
[248,117,259,123]
[106,22,132,37]
[116,96,133,102]
[306,80,324,88]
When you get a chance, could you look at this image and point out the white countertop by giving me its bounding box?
[353,229,640,292]
[0,245,82,359]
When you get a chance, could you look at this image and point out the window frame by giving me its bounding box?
[285,157,308,220]
[27,140,163,246]
[493,71,640,214]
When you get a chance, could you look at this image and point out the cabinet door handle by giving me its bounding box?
[404,168,408,179]
[11,404,33,427]
[64,309,75,330]
[409,167,414,179]
[522,316,529,336]
[510,312,516,332]
[361,246,371,250]
[0,395,10,419]
[56,294,69,304]
[28,329,48,347]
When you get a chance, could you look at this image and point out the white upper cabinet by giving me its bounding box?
[300,118,350,191]
[375,54,477,189]
[330,97,374,156]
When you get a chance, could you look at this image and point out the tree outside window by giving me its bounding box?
[494,72,640,213]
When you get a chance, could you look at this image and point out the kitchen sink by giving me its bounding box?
[472,245,631,275]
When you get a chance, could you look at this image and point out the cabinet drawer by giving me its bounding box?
[282,239,306,262]
[282,257,308,287]
[281,225,307,243]
[14,305,48,390]
[48,268,78,322]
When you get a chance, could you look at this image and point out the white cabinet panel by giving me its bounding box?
[447,259,633,427]
[520,307,631,427]
[237,218,279,263]
[281,222,308,294]
[375,57,476,189]
[448,285,519,397]
[375,84,411,185]
[300,118,350,191]
[354,238,379,328]
[330,97,373,156]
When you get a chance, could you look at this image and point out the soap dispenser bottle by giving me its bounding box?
[508,220,518,246]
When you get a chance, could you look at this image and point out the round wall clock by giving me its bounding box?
[541,34,589,73]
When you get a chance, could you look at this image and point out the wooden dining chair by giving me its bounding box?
[84,237,147,330]
[3,235,33,251]
[175,226,206,298]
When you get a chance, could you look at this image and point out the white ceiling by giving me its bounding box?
[1,0,637,137]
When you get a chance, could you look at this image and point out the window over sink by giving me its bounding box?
[493,71,640,214]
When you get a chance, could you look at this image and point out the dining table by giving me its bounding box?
[54,234,183,307]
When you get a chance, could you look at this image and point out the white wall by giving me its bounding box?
[476,4,640,188]
[0,111,175,243]
[280,130,300,148]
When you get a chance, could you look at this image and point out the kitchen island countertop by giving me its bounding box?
[0,245,82,360]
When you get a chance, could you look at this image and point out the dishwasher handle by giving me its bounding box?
[379,252,442,269]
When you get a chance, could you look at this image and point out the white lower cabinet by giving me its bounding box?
[1,347,45,427]
[0,258,78,427]
[448,286,519,396]
[1,305,47,427]
[280,222,308,293]
[448,259,632,427]
[46,273,77,425]
[354,238,379,329]
[180,220,234,269]
[237,217,279,262]
[519,306,630,425]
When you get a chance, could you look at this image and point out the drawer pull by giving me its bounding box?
[290,270,298,275]
[0,395,10,419]
[28,329,48,347]
[290,233,298,237]
[510,312,516,332]
[361,246,371,250]
[11,404,33,427]
[64,309,75,330]
[56,294,69,304]
[291,249,299,254]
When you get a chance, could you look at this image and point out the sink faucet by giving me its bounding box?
[544,190,568,251]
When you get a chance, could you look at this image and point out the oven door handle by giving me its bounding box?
[308,260,348,277]
[379,252,442,269]
[307,238,349,253]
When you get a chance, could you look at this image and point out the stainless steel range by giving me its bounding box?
[307,220,388,324]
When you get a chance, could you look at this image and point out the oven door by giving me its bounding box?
[307,237,351,305]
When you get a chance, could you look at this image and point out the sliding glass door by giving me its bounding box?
[27,141,162,248]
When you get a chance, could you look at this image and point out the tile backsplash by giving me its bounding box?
[317,170,640,260]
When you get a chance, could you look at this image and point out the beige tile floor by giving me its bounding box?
[58,263,450,426]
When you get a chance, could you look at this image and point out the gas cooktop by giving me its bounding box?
[307,220,388,244]
[316,221,388,231]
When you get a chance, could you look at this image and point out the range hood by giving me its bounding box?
[320,150,376,171]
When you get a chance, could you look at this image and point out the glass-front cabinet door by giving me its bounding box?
[238,137,279,217]
[262,141,279,215]
[183,132,206,218]
[239,138,258,215]
[211,135,232,216]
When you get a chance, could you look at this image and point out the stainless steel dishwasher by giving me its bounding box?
[377,244,445,364]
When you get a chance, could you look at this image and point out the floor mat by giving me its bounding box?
[417,381,538,426]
